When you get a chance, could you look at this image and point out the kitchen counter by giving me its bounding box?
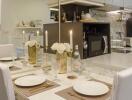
[9,52,132,81]
[85,52,132,70]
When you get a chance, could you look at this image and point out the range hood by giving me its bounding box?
[48,0,104,8]
[107,7,132,14]
[92,4,119,12]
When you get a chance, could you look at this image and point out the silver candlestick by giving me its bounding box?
[45,46,48,66]
[42,46,51,72]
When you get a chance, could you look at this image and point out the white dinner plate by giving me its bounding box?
[0,57,17,61]
[73,81,109,96]
[14,75,46,87]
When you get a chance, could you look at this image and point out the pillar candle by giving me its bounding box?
[36,30,40,42]
[45,30,48,47]
[22,30,25,42]
[37,30,39,36]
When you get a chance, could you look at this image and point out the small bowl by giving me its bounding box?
[84,13,92,19]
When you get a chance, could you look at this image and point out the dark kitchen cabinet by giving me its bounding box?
[43,22,111,59]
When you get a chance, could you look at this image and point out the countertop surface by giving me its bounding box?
[86,52,132,69]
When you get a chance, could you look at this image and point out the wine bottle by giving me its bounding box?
[83,32,88,59]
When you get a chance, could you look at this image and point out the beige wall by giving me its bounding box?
[1,0,51,32]
[0,0,52,44]
[0,0,132,45]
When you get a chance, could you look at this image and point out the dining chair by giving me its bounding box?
[0,44,16,58]
[0,63,15,100]
[111,68,132,100]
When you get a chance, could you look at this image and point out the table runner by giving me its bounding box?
[14,80,60,97]
[9,66,21,71]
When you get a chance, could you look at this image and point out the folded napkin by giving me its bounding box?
[0,63,15,100]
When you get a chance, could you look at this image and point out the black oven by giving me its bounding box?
[87,35,105,57]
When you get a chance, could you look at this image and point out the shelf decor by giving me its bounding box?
[25,40,40,64]
[51,43,71,74]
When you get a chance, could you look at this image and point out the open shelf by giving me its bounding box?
[16,27,41,29]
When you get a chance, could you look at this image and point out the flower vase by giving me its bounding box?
[56,52,67,74]
[28,46,37,64]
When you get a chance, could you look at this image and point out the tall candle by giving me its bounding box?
[37,30,39,36]
[69,30,73,50]
[22,30,25,42]
[45,30,48,47]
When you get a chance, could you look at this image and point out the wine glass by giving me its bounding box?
[21,46,28,67]
[51,56,60,81]
[11,56,15,67]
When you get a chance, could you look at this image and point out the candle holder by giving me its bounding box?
[67,49,77,79]
[45,46,48,66]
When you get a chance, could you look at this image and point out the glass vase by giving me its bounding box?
[28,46,36,64]
[56,52,67,74]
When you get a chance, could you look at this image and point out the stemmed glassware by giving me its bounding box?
[83,66,93,80]
[21,30,28,66]
[51,55,60,81]
[11,55,16,67]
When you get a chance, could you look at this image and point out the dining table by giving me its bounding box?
[0,55,122,100]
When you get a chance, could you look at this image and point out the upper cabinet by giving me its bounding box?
[48,0,132,9]
[89,0,105,3]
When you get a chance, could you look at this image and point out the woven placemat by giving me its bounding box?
[9,66,21,71]
[55,81,112,100]
[14,80,60,97]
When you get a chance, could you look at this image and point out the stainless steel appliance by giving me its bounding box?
[124,37,132,47]
[87,35,107,57]
[103,36,108,54]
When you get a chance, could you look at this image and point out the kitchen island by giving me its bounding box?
[2,52,132,100]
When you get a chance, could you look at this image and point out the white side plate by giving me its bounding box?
[14,75,46,87]
[0,57,17,61]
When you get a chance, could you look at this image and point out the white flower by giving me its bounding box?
[56,43,66,54]
[64,43,71,52]
[51,43,71,54]
[25,40,40,47]
[51,42,59,50]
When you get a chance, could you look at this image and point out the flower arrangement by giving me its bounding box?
[51,43,71,54]
[51,42,71,74]
[25,40,40,48]
[25,40,40,64]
